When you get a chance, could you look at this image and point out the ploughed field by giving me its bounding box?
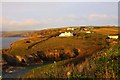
[2,27,119,78]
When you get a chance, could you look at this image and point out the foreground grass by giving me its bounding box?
[22,43,119,79]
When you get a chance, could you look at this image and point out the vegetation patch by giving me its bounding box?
[23,43,119,79]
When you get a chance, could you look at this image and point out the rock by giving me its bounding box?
[38,47,79,61]
[2,47,80,66]
[2,58,7,65]
[16,55,23,62]
[2,53,20,66]
[73,48,79,56]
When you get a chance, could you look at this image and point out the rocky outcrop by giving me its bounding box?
[2,53,21,66]
[2,53,44,66]
[36,48,79,61]
[2,48,79,66]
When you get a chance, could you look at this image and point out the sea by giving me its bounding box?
[0,37,27,78]
[0,37,26,49]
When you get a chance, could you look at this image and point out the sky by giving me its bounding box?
[2,0,120,2]
[1,2,118,31]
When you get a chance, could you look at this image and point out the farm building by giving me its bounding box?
[59,32,73,37]
[108,35,119,39]
[67,27,76,31]
[86,31,91,34]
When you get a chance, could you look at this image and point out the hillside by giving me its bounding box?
[2,31,32,37]
[3,32,108,65]
[2,26,119,79]
[23,42,120,78]
[2,27,119,64]
[2,26,119,37]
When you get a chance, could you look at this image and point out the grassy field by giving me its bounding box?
[8,33,107,57]
[92,27,119,35]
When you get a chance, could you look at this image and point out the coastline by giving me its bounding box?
[2,61,53,78]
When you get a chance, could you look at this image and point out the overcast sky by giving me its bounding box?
[1,2,118,31]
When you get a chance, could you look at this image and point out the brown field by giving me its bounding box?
[93,27,119,35]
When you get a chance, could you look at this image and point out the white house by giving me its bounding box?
[59,32,73,37]
[67,27,75,31]
[86,31,91,34]
[108,35,119,39]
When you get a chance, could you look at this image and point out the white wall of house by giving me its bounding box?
[108,36,119,39]
[67,28,75,31]
[86,31,91,33]
[59,32,73,37]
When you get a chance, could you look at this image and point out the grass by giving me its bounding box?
[22,43,119,79]
[8,37,46,56]
[92,27,119,35]
[7,32,107,57]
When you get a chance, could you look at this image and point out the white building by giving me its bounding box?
[86,31,91,33]
[108,35,119,39]
[67,27,75,31]
[59,32,73,37]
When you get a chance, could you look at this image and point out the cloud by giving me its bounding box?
[87,14,117,20]
[1,17,62,31]
[2,18,39,27]
[1,14,118,31]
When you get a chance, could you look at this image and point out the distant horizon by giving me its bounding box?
[1,25,119,32]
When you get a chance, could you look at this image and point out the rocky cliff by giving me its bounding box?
[2,47,80,66]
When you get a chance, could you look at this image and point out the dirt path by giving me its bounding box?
[27,37,49,49]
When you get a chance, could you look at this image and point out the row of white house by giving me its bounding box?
[58,31,119,39]
[59,31,93,37]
